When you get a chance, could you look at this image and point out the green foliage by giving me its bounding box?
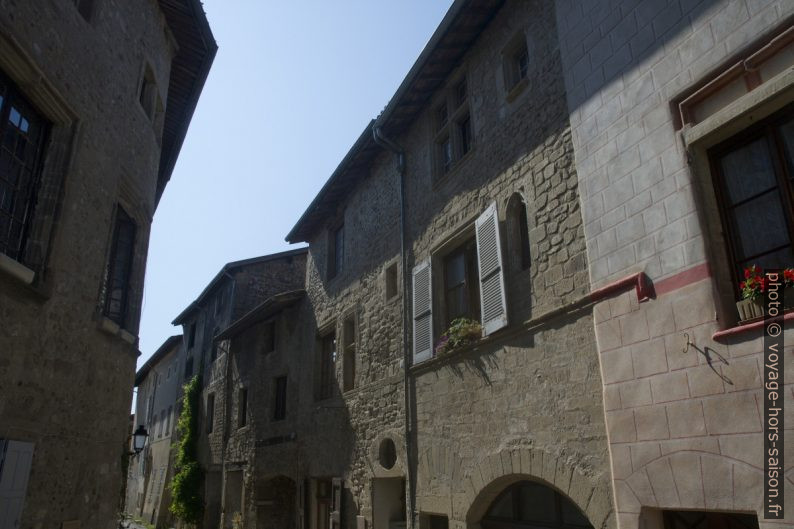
[435,318,482,355]
[169,375,203,525]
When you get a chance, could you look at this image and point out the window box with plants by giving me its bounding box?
[736,265,794,322]
[435,318,482,356]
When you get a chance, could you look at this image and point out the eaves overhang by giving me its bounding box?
[284,0,505,244]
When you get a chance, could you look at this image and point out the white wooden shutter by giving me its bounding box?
[330,477,342,529]
[476,202,508,335]
[0,440,34,529]
[412,259,433,363]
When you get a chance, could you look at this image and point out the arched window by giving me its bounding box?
[481,481,592,529]
[506,193,531,272]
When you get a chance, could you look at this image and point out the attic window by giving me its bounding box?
[433,74,473,179]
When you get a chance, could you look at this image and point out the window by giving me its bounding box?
[662,510,758,529]
[102,206,136,327]
[443,239,480,327]
[184,355,193,380]
[263,320,276,353]
[710,109,794,294]
[187,322,196,349]
[432,75,472,178]
[273,376,287,421]
[238,387,247,428]
[0,72,50,265]
[165,406,172,436]
[206,394,215,433]
[342,316,356,392]
[385,262,398,300]
[481,481,592,529]
[316,331,336,401]
[504,35,529,93]
[328,223,344,279]
[507,193,531,271]
[412,202,508,363]
[158,410,165,438]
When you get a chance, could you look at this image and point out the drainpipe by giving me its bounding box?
[372,125,415,528]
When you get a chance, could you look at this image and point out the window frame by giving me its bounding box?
[206,393,215,434]
[315,329,336,401]
[273,375,287,421]
[441,237,480,328]
[342,314,356,392]
[237,387,248,428]
[102,205,137,328]
[432,74,473,181]
[0,71,51,266]
[708,105,794,298]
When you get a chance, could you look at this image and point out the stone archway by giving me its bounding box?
[437,447,613,528]
[613,450,774,528]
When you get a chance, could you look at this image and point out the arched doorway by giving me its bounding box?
[481,481,593,529]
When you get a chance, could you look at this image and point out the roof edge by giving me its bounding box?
[135,335,182,386]
[171,246,308,325]
[215,289,305,341]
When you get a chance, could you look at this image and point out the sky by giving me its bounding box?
[137,1,454,368]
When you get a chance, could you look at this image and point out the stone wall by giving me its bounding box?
[389,1,613,527]
[0,1,177,527]
[554,0,794,527]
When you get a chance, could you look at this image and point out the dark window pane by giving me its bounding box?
[274,376,287,420]
[779,117,794,177]
[518,482,557,523]
[103,207,136,326]
[459,116,472,155]
[0,75,49,263]
[720,137,776,204]
[455,79,467,107]
[728,190,790,261]
[487,490,514,519]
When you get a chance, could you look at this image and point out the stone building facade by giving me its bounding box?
[126,335,184,528]
[171,248,308,529]
[554,0,794,528]
[123,1,794,528]
[0,1,214,528]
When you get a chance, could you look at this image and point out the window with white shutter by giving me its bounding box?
[475,202,508,335]
[412,259,433,363]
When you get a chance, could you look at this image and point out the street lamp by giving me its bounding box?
[130,424,149,455]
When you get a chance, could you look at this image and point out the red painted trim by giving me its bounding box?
[712,311,794,341]
[653,263,712,297]
[589,272,653,304]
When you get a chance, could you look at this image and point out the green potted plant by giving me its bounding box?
[435,318,482,356]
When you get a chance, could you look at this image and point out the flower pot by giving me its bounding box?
[736,298,764,322]
[785,286,794,310]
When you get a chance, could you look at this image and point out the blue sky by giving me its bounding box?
[138,1,454,366]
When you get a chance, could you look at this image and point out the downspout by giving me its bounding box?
[372,125,415,528]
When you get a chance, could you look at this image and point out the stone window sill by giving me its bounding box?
[712,310,794,342]
[98,316,137,345]
[505,77,528,104]
[0,252,35,285]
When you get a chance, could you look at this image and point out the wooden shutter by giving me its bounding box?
[330,477,343,529]
[0,440,34,529]
[412,260,433,363]
[476,202,508,335]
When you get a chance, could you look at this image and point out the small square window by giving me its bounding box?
[73,0,94,21]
